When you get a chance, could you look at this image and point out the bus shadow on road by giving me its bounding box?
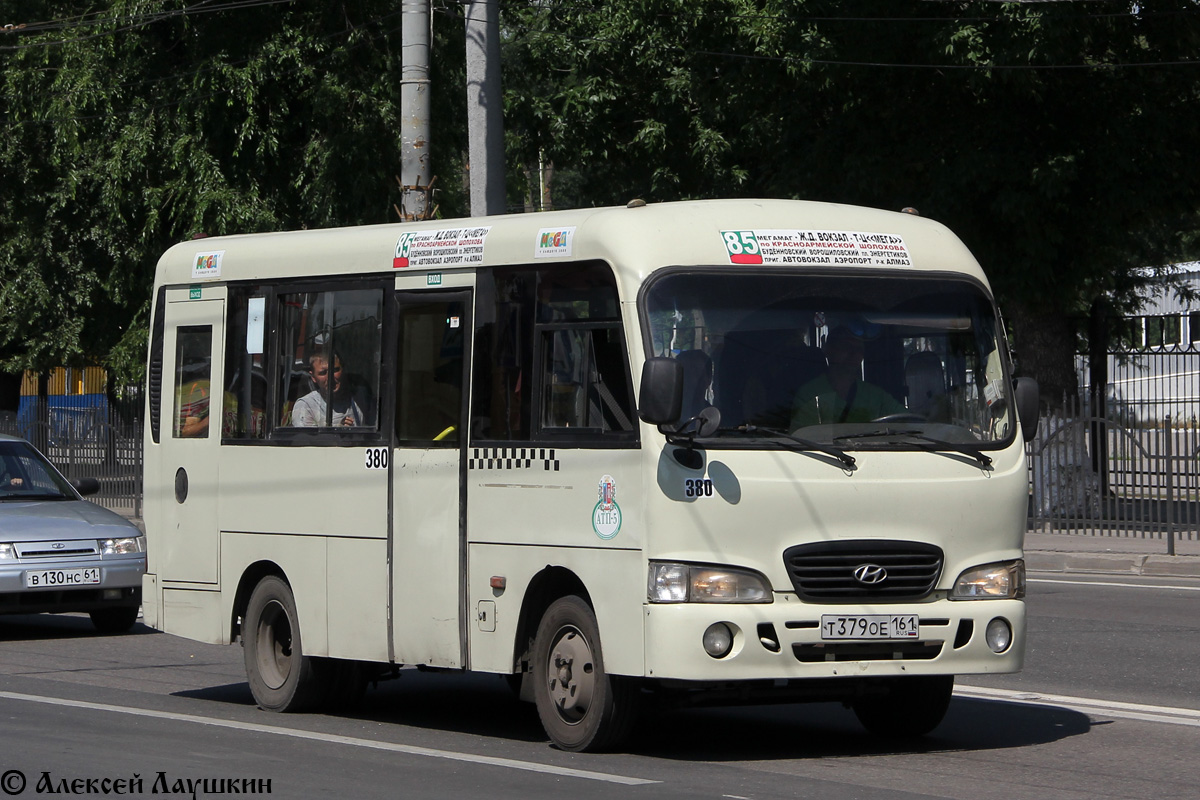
[175,668,550,743]
[630,695,1092,761]
[176,667,1091,757]
[0,614,158,641]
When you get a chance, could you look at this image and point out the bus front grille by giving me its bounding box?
[782,540,944,601]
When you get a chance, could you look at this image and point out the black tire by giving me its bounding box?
[532,595,639,752]
[853,675,954,738]
[89,606,139,634]
[243,575,327,712]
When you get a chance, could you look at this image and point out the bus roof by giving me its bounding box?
[154,198,989,293]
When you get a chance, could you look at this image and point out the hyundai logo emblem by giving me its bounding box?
[853,564,887,585]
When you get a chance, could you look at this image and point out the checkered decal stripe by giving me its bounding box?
[469,447,560,471]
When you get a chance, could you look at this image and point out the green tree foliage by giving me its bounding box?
[0,0,467,385]
[501,0,1200,400]
[2,1,1197,401]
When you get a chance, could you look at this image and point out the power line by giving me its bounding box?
[1,0,300,51]
[484,6,1200,72]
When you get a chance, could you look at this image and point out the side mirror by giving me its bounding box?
[72,477,101,497]
[638,358,683,425]
[1015,377,1039,442]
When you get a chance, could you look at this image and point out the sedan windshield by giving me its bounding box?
[0,440,75,501]
[642,271,1016,449]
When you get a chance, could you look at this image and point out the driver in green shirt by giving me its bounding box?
[791,325,904,429]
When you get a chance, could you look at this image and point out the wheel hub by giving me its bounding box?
[547,629,595,723]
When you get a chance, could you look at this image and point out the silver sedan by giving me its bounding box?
[0,434,145,633]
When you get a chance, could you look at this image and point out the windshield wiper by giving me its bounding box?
[834,429,993,468]
[733,425,856,469]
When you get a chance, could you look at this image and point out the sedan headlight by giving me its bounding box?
[951,560,1025,600]
[0,543,14,560]
[648,562,772,603]
[100,536,146,556]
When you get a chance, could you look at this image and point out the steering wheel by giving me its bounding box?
[870,412,927,424]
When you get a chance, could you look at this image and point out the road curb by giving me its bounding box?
[1026,550,1200,578]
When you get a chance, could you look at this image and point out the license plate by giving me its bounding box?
[24,568,101,588]
[821,614,919,640]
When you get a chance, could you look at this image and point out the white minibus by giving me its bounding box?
[142,198,1038,751]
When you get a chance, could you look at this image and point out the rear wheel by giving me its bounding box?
[532,595,638,752]
[89,606,138,634]
[853,675,954,738]
[243,576,326,712]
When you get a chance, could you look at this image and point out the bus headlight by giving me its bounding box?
[648,562,772,603]
[951,560,1025,600]
[0,543,14,560]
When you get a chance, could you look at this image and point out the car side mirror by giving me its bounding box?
[638,357,683,425]
[1015,377,1039,442]
[72,477,101,497]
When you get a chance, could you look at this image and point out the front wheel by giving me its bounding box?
[852,675,954,738]
[243,575,327,712]
[532,596,638,752]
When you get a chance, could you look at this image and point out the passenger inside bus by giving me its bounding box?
[290,352,369,427]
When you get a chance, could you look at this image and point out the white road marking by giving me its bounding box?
[1030,577,1200,592]
[956,685,1200,728]
[0,690,658,786]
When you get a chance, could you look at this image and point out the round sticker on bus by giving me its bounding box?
[592,474,622,540]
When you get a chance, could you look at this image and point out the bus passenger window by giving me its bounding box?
[277,289,383,432]
[223,289,269,439]
[173,326,213,438]
[540,326,634,433]
[472,261,635,444]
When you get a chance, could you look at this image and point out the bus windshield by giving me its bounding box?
[643,270,1015,448]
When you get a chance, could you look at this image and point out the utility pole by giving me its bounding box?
[399,0,432,220]
[465,0,506,216]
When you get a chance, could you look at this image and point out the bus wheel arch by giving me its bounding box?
[231,561,286,644]
[511,566,590,679]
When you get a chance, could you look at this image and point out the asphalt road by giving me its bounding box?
[0,573,1197,800]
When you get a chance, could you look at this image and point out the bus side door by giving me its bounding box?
[390,290,471,667]
[158,289,225,585]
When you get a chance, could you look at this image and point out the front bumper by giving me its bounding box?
[0,557,146,615]
[644,594,1024,682]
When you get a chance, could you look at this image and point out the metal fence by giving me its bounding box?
[1027,344,1200,553]
[0,396,142,520]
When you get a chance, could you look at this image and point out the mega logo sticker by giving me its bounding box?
[535,227,575,259]
[592,474,622,540]
[192,251,224,280]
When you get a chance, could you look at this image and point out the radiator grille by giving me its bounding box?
[14,540,99,558]
[783,540,943,601]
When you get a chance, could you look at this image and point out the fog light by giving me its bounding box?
[702,622,734,658]
[985,617,1012,653]
[103,589,122,600]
